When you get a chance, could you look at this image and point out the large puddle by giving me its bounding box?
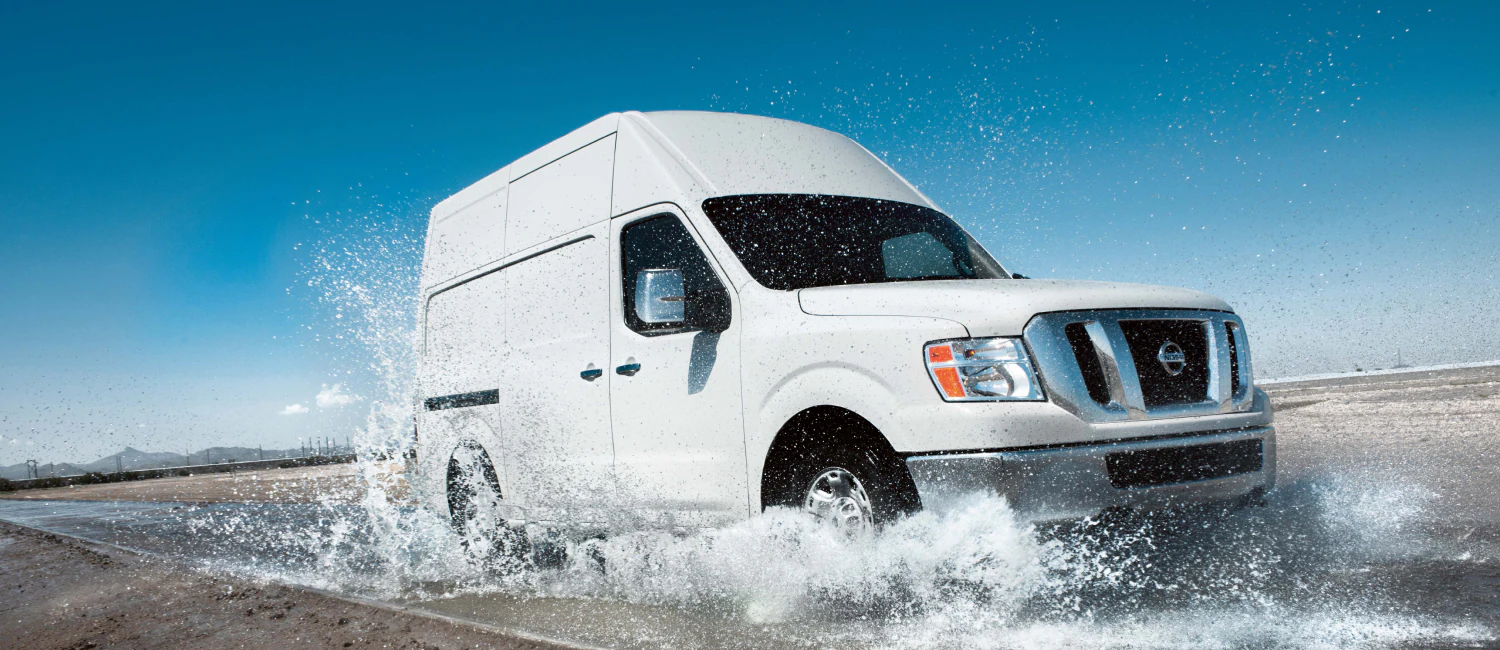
[2,470,1494,650]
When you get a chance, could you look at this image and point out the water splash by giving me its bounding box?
[559,495,1042,624]
[295,190,425,458]
[157,474,1490,649]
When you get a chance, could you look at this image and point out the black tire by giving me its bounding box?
[446,443,529,565]
[777,442,921,527]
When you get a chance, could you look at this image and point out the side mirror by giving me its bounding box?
[635,268,685,324]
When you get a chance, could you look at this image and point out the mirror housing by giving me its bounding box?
[635,268,686,324]
[687,286,732,333]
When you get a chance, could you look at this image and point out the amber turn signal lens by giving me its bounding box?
[933,367,965,398]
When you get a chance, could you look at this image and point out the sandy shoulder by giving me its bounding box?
[0,520,570,650]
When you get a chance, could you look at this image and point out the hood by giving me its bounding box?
[797,279,1233,337]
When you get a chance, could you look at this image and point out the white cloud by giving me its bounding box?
[279,404,309,415]
[316,384,356,409]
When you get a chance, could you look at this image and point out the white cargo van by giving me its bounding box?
[416,111,1274,546]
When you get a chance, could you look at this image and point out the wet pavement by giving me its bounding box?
[2,366,1498,649]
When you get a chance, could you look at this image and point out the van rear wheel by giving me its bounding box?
[446,443,528,566]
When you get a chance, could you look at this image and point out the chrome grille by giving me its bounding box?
[1024,309,1255,422]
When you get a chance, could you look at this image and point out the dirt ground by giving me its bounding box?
[1265,364,1500,521]
[0,462,407,505]
[0,520,577,650]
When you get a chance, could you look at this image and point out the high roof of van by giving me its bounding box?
[430,111,934,225]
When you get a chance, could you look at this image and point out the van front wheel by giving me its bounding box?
[803,466,875,530]
[779,444,919,530]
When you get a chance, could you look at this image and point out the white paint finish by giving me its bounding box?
[499,227,615,521]
[640,111,932,207]
[508,114,620,181]
[798,279,1234,337]
[505,135,616,256]
[610,116,705,218]
[733,283,967,509]
[430,165,509,228]
[607,210,749,526]
[422,270,506,397]
[422,187,507,289]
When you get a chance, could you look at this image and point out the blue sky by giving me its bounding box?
[1,1,1496,464]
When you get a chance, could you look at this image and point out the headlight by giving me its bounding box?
[924,338,1044,402]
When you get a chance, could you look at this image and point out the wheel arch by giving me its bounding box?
[758,405,921,514]
[444,438,504,522]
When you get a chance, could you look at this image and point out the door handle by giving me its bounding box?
[580,367,603,381]
[615,362,641,376]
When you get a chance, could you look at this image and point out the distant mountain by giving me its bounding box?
[186,446,305,465]
[1,445,323,480]
[76,447,187,473]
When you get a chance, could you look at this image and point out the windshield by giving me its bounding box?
[701,194,1008,291]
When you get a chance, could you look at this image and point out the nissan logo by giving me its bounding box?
[1157,341,1187,376]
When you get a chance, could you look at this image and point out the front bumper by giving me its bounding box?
[905,424,1276,522]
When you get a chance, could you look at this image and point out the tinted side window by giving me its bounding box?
[621,215,730,335]
[882,231,963,279]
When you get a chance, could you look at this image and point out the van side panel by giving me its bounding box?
[423,188,508,290]
[417,271,509,513]
[506,135,616,256]
[429,165,509,232]
[423,272,506,397]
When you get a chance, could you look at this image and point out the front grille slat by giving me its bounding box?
[1106,439,1264,489]
[1226,321,1243,396]
[1065,322,1112,405]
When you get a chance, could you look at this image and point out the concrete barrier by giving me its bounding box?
[0,454,357,492]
